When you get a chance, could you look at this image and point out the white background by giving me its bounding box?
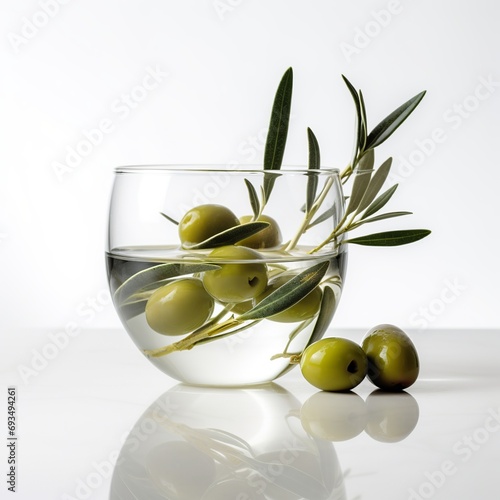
[1,0,499,334]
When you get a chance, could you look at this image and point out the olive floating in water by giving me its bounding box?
[178,204,239,247]
[202,245,268,303]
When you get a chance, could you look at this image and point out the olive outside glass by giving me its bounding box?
[106,166,347,386]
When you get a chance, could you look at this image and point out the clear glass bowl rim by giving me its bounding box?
[113,164,340,175]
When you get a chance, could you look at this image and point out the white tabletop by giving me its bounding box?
[2,328,499,499]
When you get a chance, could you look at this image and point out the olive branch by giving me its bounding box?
[114,67,430,359]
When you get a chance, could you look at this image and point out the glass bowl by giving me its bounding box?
[106,166,347,386]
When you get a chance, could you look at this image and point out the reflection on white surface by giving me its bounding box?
[300,390,419,443]
[109,384,420,499]
[110,383,346,500]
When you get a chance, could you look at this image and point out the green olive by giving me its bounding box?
[202,246,268,303]
[253,274,322,323]
[145,278,214,335]
[300,337,368,392]
[178,204,239,247]
[236,214,282,249]
[361,324,419,391]
[300,391,368,441]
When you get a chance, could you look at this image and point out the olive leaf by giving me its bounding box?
[307,205,337,229]
[183,221,269,250]
[114,263,220,305]
[306,127,320,213]
[354,157,392,215]
[306,285,336,348]
[244,179,260,219]
[160,212,179,225]
[345,148,374,216]
[365,90,426,150]
[263,67,293,203]
[344,229,431,246]
[362,183,398,219]
[354,211,412,228]
[358,89,368,151]
[342,75,364,173]
[240,260,329,321]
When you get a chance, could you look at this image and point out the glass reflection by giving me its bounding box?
[109,385,419,499]
[110,383,345,500]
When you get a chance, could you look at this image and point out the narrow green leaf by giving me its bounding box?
[362,184,398,219]
[344,229,431,246]
[355,157,392,215]
[263,67,293,201]
[306,127,320,213]
[342,75,363,172]
[244,178,260,219]
[354,211,412,227]
[345,148,374,215]
[240,261,329,321]
[160,212,179,225]
[114,263,221,304]
[184,221,270,250]
[359,89,368,151]
[365,90,426,150]
[259,184,266,207]
[307,286,336,347]
[307,205,336,229]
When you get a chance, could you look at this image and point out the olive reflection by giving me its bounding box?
[300,390,419,442]
[365,390,420,442]
[110,383,346,500]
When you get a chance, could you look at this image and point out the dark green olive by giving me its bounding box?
[362,324,419,391]
[300,391,368,441]
[178,204,239,247]
[145,278,214,335]
[300,337,368,392]
[202,246,268,303]
[253,274,322,323]
[236,214,282,249]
